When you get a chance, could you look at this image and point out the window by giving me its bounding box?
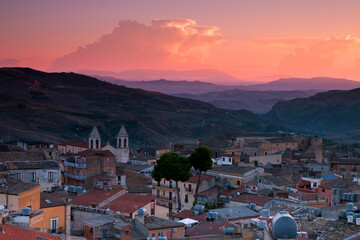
[124,138,127,148]
[322,189,325,192]
[125,231,129,235]
[173,228,177,232]
[237,180,240,185]
[158,231,163,237]
[90,227,94,234]
[48,172,54,182]
[50,217,58,233]
[185,194,188,203]
[15,173,20,180]
[31,172,36,182]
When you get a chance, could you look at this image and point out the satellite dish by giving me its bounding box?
[237,192,240,195]
[0,205,5,210]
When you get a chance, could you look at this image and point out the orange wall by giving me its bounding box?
[18,185,41,210]
[41,205,66,233]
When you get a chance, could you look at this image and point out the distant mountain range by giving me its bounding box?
[175,89,320,113]
[265,88,360,142]
[0,68,280,146]
[89,75,360,113]
[245,77,360,91]
[78,69,254,86]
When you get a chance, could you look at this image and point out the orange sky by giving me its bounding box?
[0,0,359,83]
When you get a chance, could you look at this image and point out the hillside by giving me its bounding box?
[245,77,360,91]
[266,88,360,142]
[0,68,280,147]
[175,89,319,113]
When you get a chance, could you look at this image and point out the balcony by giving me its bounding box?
[64,172,86,180]
[64,161,86,168]
[153,194,176,202]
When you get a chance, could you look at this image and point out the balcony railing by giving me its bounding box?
[64,161,86,168]
[153,194,176,202]
[64,172,86,180]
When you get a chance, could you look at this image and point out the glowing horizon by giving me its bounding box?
[0,0,359,83]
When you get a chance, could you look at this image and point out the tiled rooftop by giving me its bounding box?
[0,224,61,240]
[71,187,126,207]
[172,209,207,221]
[7,160,59,170]
[142,216,184,230]
[230,193,272,206]
[185,219,231,237]
[0,182,39,195]
[101,193,155,214]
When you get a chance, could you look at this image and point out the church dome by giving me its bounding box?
[271,211,297,239]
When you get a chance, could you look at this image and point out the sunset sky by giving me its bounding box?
[0,0,359,83]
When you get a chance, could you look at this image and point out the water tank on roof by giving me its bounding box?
[21,207,30,216]
[340,210,346,218]
[261,209,270,218]
[250,203,256,210]
[350,193,355,202]
[194,204,204,213]
[245,204,251,209]
[346,211,353,218]
[158,237,167,240]
[224,228,234,235]
[224,177,229,182]
[212,212,218,219]
[138,208,146,216]
[227,183,235,189]
[259,220,267,229]
[244,189,251,193]
[271,211,297,240]
[348,215,354,223]
[76,186,82,192]
[207,212,213,219]
[346,203,354,212]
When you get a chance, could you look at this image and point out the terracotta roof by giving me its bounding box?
[185,219,231,237]
[76,149,115,158]
[186,174,214,183]
[0,151,46,162]
[212,165,256,175]
[91,173,114,181]
[58,141,88,148]
[0,224,61,240]
[101,193,155,214]
[6,160,59,170]
[230,193,272,206]
[259,175,293,186]
[71,187,125,207]
[127,185,152,194]
[40,192,67,208]
[198,187,219,197]
[172,209,207,221]
[220,187,247,197]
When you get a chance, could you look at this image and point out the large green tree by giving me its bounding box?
[189,146,213,202]
[151,152,192,211]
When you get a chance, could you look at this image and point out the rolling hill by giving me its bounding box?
[265,88,360,142]
[175,89,319,113]
[0,68,280,147]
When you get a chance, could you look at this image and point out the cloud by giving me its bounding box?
[0,58,20,67]
[48,19,223,72]
[277,36,360,77]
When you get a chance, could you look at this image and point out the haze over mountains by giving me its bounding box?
[266,88,360,142]
[0,68,279,146]
[91,73,360,113]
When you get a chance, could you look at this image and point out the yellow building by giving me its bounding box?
[40,192,69,234]
[0,182,40,211]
